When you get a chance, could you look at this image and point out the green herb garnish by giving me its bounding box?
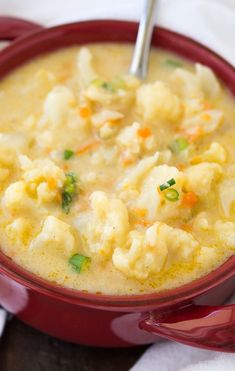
[63,149,74,160]
[165,59,183,68]
[61,172,77,214]
[69,254,91,273]
[91,76,125,93]
[91,78,115,92]
[164,188,179,202]
[170,137,189,153]
[159,178,176,191]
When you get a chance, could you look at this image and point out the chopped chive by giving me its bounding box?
[91,78,115,92]
[69,254,91,273]
[63,149,74,160]
[170,137,189,153]
[164,188,179,202]
[159,178,176,191]
[165,59,183,68]
[61,172,77,214]
[101,81,115,92]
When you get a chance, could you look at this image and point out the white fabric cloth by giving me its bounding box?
[0,0,234,369]
[0,308,7,338]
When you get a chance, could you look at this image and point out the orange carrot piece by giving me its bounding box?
[76,140,100,155]
[201,113,211,122]
[181,192,198,208]
[132,208,147,218]
[79,106,91,118]
[135,220,153,228]
[185,127,204,143]
[176,164,186,171]
[47,178,57,189]
[138,127,152,138]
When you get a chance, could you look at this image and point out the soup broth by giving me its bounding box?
[0,44,234,294]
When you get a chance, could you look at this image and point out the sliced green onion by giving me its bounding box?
[164,188,179,202]
[159,178,176,191]
[165,59,183,68]
[63,149,74,160]
[170,137,189,153]
[69,254,91,273]
[91,78,115,92]
[61,172,77,214]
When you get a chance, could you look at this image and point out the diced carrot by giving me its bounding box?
[135,220,153,228]
[47,177,57,189]
[79,106,91,118]
[76,140,100,155]
[132,208,147,218]
[138,127,152,138]
[201,113,211,122]
[176,164,186,171]
[121,153,136,166]
[185,127,204,143]
[181,192,198,208]
[63,164,69,171]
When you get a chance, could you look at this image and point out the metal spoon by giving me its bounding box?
[129,0,157,79]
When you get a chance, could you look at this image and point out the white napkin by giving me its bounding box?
[0,0,234,369]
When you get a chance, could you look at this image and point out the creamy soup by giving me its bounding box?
[0,44,234,295]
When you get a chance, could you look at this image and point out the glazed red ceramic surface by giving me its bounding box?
[0,16,235,351]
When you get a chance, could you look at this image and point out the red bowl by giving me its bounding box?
[0,17,235,351]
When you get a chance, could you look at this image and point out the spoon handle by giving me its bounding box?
[130,0,157,79]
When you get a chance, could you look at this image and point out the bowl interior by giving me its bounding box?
[0,20,235,309]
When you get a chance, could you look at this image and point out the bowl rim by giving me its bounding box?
[0,19,234,311]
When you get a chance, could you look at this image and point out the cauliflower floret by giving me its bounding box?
[191,142,227,165]
[215,220,235,249]
[219,178,235,217]
[91,109,124,128]
[183,98,204,117]
[197,246,218,265]
[136,81,182,122]
[182,109,223,135]
[172,64,220,99]
[218,164,235,217]
[42,85,77,127]
[192,212,211,232]
[195,63,221,98]
[86,191,129,258]
[132,164,184,222]
[30,216,76,257]
[117,122,154,157]
[2,181,32,213]
[171,68,203,99]
[184,162,222,197]
[118,153,159,190]
[0,132,28,168]
[6,218,31,245]
[77,47,97,87]
[91,109,124,139]
[113,222,198,280]
[19,155,65,203]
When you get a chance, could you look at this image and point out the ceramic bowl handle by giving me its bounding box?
[140,304,235,352]
[0,16,43,41]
